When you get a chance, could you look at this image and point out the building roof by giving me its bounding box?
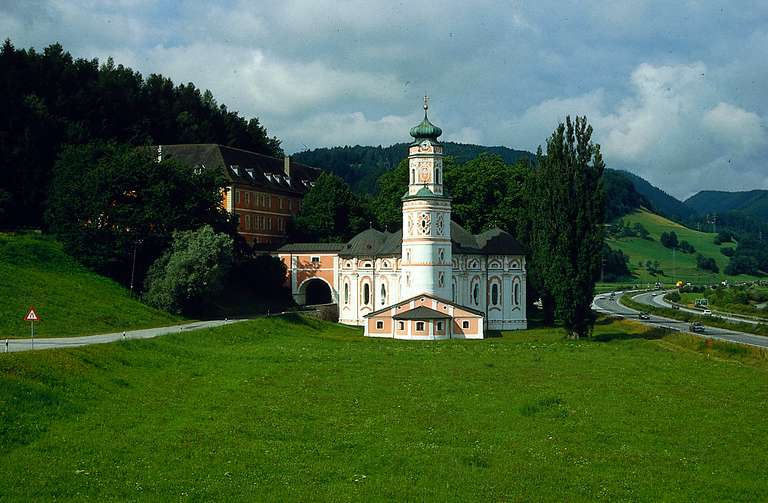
[392,306,451,320]
[401,186,451,201]
[409,101,442,142]
[276,242,345,253]
[365,292,485,318]
[157,144,322,197]
[334,220,524,258]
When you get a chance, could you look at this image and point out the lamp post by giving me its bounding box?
[129,238,143,297]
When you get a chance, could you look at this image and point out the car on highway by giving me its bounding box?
[689,321,705,333]
[703,309,712,316]
[638,312,651,320]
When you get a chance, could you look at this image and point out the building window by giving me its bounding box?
[437,321,443,331]
[435,169,440,185]
[245,214,251,230]
[376,321,383,330]
[452,281,456,301]
[514,282,520,305]
[416,321,425,331]
[472,282,480,305]
[438,272,444,288]
[343,282,349,305]
[235,190,240,204]
[363,283,370,305]
[311,256,320,263]
[439,248,445,263]
[462,320,470,329]
[381,283,387,305]
[491,283,499,305]
[244,191,250,205]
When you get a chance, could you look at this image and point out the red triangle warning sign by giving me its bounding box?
[24,308,39,321]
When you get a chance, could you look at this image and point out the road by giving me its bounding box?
[632,290,764,326]
[1,319,246,353]
[592,291,768,349]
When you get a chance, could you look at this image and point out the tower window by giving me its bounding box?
[491,283,499,305]
[514,282,520,305]
[344,282,349,305]
[363,283,371,305]
[473,283,480,305]
[381,283,387,305]
[436,169,440,185]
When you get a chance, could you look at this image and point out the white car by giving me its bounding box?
[703,309,712,316]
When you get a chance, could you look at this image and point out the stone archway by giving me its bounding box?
[297,278,333,305]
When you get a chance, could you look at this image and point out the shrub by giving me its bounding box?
[143,226,233,314]
[660,231,679,249]
[721,247,735,257]
[696,254,719,273]
[666,291,681,302]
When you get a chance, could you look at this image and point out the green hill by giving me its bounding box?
[0,232,182,338]
[685,189,768,220]
[606,209,758,284]
[618,170,697,222]
[2,315,768,499]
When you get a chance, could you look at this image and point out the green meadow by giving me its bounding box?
[0,232,182,339]
[2,315,768,501]
[607,209,758,285]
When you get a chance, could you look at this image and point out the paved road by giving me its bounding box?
[592,291,768,349]
[1,319,246,353]
[632,290,764,326]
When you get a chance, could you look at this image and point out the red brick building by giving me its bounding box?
[157,144,321,246]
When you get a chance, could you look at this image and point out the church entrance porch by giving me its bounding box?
[364,293,484,339]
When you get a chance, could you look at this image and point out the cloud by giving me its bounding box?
[2,0,767,197]
[496,62,768,198]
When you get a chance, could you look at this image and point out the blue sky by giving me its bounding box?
[2,0,767,198]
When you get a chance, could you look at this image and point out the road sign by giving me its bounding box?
[24,308,40,321]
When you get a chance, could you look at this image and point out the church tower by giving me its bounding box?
[400,97,453,300]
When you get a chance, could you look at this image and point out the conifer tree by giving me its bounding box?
[529,116,605,339]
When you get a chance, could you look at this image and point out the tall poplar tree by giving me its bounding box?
[529,116,605,339]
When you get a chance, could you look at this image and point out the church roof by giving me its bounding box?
[409,98,442,142]
[337,221,524,258]
[401,186,451,201]
[393,306,451,320]
[365,292,485,318]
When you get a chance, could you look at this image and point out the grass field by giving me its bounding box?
[0,232,182,339]
[607,209,759,285]
[2,315,768,500]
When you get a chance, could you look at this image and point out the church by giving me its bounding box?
[277,99,527,339]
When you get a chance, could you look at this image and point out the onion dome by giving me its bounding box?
[409,96,442,141]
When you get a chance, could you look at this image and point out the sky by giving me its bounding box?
[2,0,767,199]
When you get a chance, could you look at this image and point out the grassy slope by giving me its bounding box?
[606,209,758,284]
[2,315,768,500]
[0,232,182,338]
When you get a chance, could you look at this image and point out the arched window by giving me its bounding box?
[435,169,440,185]
[438,248,445,263]
[411,169,415,183]
[438,272,444,288]
[514,282,520,305]
[380,283,387,305]
[472,282,480,305]
[491,283,499,305]
[343,281,349,305]
[363,283,370,305]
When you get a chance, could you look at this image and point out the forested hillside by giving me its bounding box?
[685,190,768,220]
[0,40,281,228]
[291,142,534,194]
[617,170,696,222]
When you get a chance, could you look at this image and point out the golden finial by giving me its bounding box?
[423,94,429,111]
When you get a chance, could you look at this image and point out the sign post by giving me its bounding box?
[24,308,39,348]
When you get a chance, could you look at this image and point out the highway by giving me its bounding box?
[632,290,764,326]
[592,291,768,349]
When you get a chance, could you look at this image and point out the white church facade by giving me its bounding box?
[277,100,527,339]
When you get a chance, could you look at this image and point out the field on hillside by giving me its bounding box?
[0,232,182,339]
[606,209,759,285]
[2,315,768,500]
